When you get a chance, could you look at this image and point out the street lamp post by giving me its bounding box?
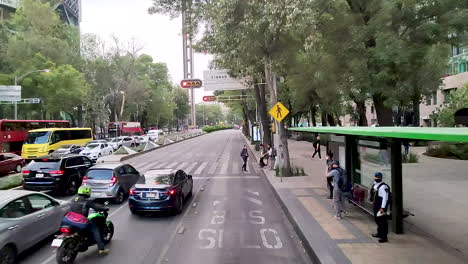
[14,69,50,120]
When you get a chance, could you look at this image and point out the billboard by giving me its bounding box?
[203,69,251,91]
[0,0,19,8]
[0,86,21,102]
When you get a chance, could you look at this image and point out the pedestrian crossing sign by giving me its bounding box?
[269,102,289,122]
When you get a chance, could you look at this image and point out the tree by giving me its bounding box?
[196,103,224,126]
[434,85,468,127]
[173,87,190,131]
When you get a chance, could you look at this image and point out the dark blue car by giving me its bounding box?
[128,169,193,215]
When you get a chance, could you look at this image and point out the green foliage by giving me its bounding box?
[202,124,234,133]
[425,143,468,160]
[0,174,23,190]
[402,152,419,163]
[433,85,468,127]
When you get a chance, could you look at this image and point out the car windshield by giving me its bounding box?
[86,169,113,180]
[27,160,60,171]
[86,144,99,149]
[24,131,51,144]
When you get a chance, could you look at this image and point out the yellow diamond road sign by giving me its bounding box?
[269,102,289,122]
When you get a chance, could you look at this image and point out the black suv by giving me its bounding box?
[22,154,94,195]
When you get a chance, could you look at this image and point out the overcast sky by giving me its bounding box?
[80,0,212,102]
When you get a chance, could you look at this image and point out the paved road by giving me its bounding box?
[19,130,311,264]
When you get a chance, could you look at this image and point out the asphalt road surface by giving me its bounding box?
[18,130,312,264]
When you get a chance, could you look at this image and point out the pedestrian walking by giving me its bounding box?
[312,135,321,159]
[370,172,390,243]
[240,145,249,171]
[259,144,269,167]
[327,161,346,219]
[403,140,410,155]
[325,151,334,199]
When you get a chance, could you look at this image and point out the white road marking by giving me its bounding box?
[219,160,229,174]
[232,161,240,174]
[199,229,217,249]
[141,161,161,171]
[194,162,208,175]
[176,162,189,170]
[167,162,179,169]
[207,162,218,174]
[249,210,265,224]
[184,162,198,174]
[247,190,260,196]
[246,197,263,206]
[260,228,283,249]
[193,176,260,179]
[154,161,169,169]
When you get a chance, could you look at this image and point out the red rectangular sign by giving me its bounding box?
[203,96,216,102]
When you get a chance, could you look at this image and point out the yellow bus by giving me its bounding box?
[21,128,93,159]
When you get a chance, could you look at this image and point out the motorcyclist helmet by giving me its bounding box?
[77,186,91,197]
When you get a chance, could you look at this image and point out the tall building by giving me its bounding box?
[0,0,81,25]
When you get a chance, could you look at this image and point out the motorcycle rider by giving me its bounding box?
[65,186,110,255]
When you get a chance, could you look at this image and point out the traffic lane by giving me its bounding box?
[159,178,311,263]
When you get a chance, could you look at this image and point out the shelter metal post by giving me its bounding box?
[390,139,404,234]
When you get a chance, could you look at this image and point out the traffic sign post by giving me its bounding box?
[268,102,290,123]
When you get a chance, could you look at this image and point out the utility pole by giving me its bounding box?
[182,0,196,128]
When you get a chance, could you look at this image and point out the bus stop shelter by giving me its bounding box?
[289,126,468,234]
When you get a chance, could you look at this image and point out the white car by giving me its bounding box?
[109,136,136,150]
[147,130,163,141]
[79,143,113,160]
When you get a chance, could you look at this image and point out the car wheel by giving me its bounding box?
[65,177,79,196]
[174,195,184,215]
[15,164,22,173]
[114,189,125,204]
[0,245,17,264]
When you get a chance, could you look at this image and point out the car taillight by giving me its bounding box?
[82,176,87,185]
[168,189,176,195]
[49,170,64,175]
[60,227,71,233]
[109,176,117,187]
[22,170,30,175]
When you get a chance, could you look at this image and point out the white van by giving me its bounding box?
[147,130,164,141]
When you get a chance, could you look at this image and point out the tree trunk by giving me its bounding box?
[321,111,328,126]
[327,113,336,126]
[373,93,394,126]
[265,60,291,177]
[253,83,271,146]
[412,98,420,127]
[311,107,317,126]
[355,100,369,126]
[335,113,342,126]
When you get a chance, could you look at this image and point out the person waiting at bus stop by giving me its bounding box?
[371,172,390,243]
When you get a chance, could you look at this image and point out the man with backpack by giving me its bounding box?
[312,135,321,159]
[370,172,390,243]
[327,160,346,219]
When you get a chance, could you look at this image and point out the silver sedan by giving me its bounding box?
[0,190,70,263]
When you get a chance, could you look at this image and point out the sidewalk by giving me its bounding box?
[245,137,466,264]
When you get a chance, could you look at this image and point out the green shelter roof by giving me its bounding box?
[289,126,468,142]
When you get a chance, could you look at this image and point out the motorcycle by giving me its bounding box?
[52,203,114,264]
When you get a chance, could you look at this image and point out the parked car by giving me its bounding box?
[79,143,113,161]
[51,144,83,155]
[85,140,107,146]
[83,163,141,204]
[0,153,25,175]
[128,169,193,215]
[109,136,136,150]
[22,155,94,195]
[0,190,71,264]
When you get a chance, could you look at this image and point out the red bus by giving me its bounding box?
[108,122,143,137]
[0,120,70,154]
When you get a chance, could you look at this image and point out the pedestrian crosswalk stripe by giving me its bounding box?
[167,162,178,169]
[208,162,218,174]
[176,162,189,170]
[194,162,208,175]
[232,161,240,174]
[154,161,169,169]
[219,161,229,174]
[139,161,160,172]
[184,162,198,174]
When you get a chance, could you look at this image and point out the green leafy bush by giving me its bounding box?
[402,152,419,163]
[425,143,468,160]
[0,174,23,190]
[202,125,234,133]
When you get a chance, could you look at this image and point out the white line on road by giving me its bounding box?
[232,161,240,174]
[247,190,260,196]
[246,196,263,206]
[154,161,169,169]
[207,162,218,175]
[219,160,229,174]
[194,161,208,175]
[192,176,260,179]
[184,162,198,174]
[176,162,189,170]
[167,162,179,169]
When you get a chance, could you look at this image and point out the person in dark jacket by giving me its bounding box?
[67,186,110,255]
[325,151,335,199]
[241,145,249,171]
[371,172,390,243]
[312,135,321,159]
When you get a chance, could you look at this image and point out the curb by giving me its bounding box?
[243,136,321,264]
[120,132,206,161]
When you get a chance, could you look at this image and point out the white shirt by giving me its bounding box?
[373,182,389,209]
